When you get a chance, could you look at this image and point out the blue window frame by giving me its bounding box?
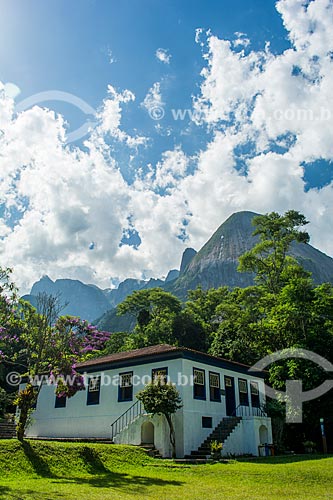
[151,367,168,383]
[55,395,67,408]
[209,371,221,402]
[118,371,133,402]
[193,368,206,400]
[250,381,260,408]
[87,376,101,405]
[238,378,249,406]
[202,416,213,428]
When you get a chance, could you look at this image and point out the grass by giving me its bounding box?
[0,440,332,500]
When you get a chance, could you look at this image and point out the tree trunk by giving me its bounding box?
[16,384,37,441]
[165,413,176,459]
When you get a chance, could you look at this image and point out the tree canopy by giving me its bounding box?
[238,210,310,293]
[0,271,110,440]
[136,378,182,458]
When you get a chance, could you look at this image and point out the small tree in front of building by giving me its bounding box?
[136,378,182,459]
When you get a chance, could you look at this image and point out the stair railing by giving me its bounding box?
[231,404,267,418]
[110,400,144,440]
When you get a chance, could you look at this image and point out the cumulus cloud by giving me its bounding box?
[188,0,333,251]
[155,48,171,64]
[1,0,333,294]
[97,85,147,147]
[135,147,190,191]
[233,32,250,48]
[141,82,164,111]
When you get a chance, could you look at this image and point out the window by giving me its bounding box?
[151,367,168,384]
[87,376,101,405]
[118,372,133,402]
[250,381,260,408]
[225,377,232,388]
[202,416,213,428]
[238,378,249,406]
[193,368,206,400]
[209,372,221,402]
[55,395,66,408]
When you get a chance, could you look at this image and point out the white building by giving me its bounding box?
[26,344,272,458]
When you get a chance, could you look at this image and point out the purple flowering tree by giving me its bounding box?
[0,269,110,441]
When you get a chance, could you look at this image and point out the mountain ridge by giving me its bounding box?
[24,211,333,329]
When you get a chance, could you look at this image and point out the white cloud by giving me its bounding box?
[187,0,333,253]
[141,82,166,123]
[141,82,164,111]
[107,48,117,64]
[155,48,171,64]
[233,32,250,48]
[1,0,333,295]
[97,85,147,147]
[136,147,189,191]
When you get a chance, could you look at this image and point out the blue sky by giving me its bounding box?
[1,0,291,168]
[0,0,333,293]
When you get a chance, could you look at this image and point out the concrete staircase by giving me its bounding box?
[140,444,162,459]
[185,416,241,459]
[0,420,16,439]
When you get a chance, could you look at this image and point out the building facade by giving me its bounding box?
[25,344,272,458]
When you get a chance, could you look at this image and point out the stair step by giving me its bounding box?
[0,422,16,439]
[139,444,162,459]
[176,458,212,464]
[188,416,242,458]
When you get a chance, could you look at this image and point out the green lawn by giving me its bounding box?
[0,440,332,500]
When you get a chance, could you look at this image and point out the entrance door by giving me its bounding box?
[224,376,236,416]
[141,421,154,444]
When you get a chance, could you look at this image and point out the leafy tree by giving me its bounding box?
[0,272,111,440]
[136,378,182,458]
[12,314,110,440]
[116,287,209,352]
[185,287,230,340]
[171,310,207,352]
[238,210,310,293]
[0,387,14,418]
[209,286,266,363]
[117,288,181,330]
[101,331,131,354]
[117,288,186,349]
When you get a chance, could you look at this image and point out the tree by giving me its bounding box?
[209,286,266,363]
[0,274,111,440]
[238,210,310,293]
[100,331,131,354]
[136,378,183,458]
[0,387,14,418]
[184,287,230,345]
[117,288,183,348]
[14,314,110,440]
[117,288,182,330]
[171,310,207,352]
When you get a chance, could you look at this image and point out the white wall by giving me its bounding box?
[180,358,267,456]
[23,353,269,459]
[222,417,273,457]
[25,357,184,440]
[114,414,174,457]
